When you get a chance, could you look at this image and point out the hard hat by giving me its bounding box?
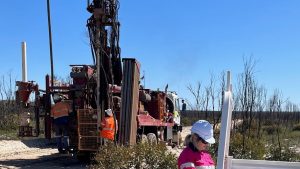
[52,94,62,104]
[105,109,113,116]
[191,120,215,144]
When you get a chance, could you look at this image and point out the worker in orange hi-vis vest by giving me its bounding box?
[51,97,72,153]
[100,109,117,144]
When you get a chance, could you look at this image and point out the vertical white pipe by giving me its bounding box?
[227,71,231,92]
[21,41,27,82]
[217,71,233,169]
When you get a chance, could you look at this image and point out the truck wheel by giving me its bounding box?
[147,133,157,145]
[173,131,182,146]
[140,134,148,143]
[76,151,92,162]
[177,131,183,146]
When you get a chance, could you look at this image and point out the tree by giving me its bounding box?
[268,89,285,158]
[187,81,202,111]
[235,56,258,155]
[0,72,19,133]
[255,85,267,138]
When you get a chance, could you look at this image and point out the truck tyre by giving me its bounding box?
[76,151,93,162]
[176,131,183,146]
[178,132,183,145]
[140,134,148,143]
[147,133,157,145]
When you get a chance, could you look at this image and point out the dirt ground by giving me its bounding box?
[0,139,87,169]
[166,126,191,156]
[0,127,191,168]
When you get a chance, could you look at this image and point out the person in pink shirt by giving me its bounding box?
[178,120,216,169]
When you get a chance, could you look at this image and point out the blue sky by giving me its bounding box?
[1,1,300,105]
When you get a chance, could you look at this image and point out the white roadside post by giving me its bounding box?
[217,71,233,169]
[21,41,27,82]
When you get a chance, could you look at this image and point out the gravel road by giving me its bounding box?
[0,127,191,168]
[0,139,87,169]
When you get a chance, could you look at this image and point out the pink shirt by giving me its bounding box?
[178,147,215,169]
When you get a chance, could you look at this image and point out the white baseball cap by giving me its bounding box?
[105,109,113,116]
[191,120,215,144]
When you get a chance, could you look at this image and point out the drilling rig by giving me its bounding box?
[16,0,182,157]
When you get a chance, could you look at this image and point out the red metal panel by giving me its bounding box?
[119,59,140,145]
[146,92,166,121]
[18,126,33,137]
[77,109,98,151]
[137,114,174,127]
[45,75,52,139]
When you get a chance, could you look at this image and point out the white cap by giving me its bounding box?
[105,109,113,116]
[191,120,215,144]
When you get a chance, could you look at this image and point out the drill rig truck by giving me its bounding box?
[16,0,182,157]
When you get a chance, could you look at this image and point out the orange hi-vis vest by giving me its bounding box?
[51,102,70,119]
[100,116,115,140]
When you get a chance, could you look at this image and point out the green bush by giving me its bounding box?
[229,133,265,160]
[292,124,300,131]
[0,113,19,140]
[90,142,177,169]
[287,131,300,145]
[181,116,199,126]
[0,114,19,130]
[181,117,192,126]
[266,144,300,162]
[262,125,282,135]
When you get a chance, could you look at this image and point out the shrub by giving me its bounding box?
[0,100,20,131]
[266,144,300,162]
[0,113,19,140]
[292,124,300,131]
[90,142,177,169]
[0,114,19,130]
[181,116,199,126]
[181,117,192,126]
[262,125,282,135]
[229,133,265,160]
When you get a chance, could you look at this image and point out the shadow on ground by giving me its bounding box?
[20,138,57,148]
[0,153,88,169]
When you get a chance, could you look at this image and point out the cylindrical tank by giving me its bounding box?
[16,81,32,103]
[139,90,151,102]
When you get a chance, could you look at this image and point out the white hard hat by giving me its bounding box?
[105,109,113,116]
[191,120,215,144]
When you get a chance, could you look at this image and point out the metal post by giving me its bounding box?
[226,71,231,91]
[217,71,233,169]
[35,85,40,136]
[47,0,54,89]
[95,23,102,145]
[45,75,52,139]
[143,70,145,88]
[21,42,27,82]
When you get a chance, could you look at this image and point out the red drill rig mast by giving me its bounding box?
[86,0,122,137]
[16,0,182,158]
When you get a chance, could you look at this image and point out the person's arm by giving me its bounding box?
[178,148,197,169]
[99,118,106,130]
